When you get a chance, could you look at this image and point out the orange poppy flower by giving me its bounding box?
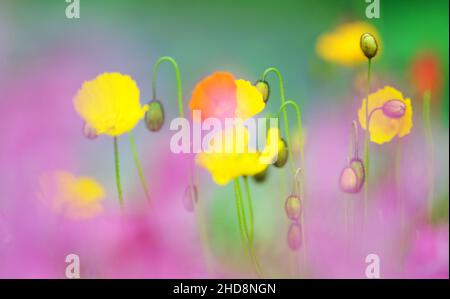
[410,52,443,98]
[189,72,265,122]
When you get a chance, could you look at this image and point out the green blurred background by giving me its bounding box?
[3,0,449,123]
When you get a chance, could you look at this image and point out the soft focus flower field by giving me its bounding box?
[0,0,448,278]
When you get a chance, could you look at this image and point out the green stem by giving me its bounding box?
[423,91,434,222]
[113,137,124,210]
[277,100,306,180]
[363,58,372,222]
[234,178,264,278]
[235,179,250,243]
[234,180,248,251]
[243,176,254,242]
[153,56,212,272]
[193,168,213,275]
[152,56,184,117]
[262,67,294,174]
[129,131,152,205]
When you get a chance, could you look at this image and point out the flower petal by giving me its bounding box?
[316,21,381,66]
[73,73,147,137]
[235,79,265,119]
[358,86,413,144]
[189,72,237,121]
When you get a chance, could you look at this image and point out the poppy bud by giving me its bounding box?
[253,167,269,183]
[382,99,406,119]
[182,185,198,212]
[83,123,97,140]
[285,194,302,221]
[339,158,365,193]
[254,80,270,103]
[145,100,165,132]
[274,138,288,168]
[360,33,378,59]
[287,222,302,251]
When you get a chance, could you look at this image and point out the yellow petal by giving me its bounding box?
[316,21,381,66]
[196,125,267,185]
[260,127,281,165]
[38,171,105,220]
[235,79,265,119]
[358,86,413,144]
[73,73,148,137]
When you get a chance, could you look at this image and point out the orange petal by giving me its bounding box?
[189,72,237,121]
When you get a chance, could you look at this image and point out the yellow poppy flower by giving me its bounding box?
[196,126,280,185]
[73,72,148,137]
[38,171,105,220]
[358,86,413,144]
[316,21,381,66]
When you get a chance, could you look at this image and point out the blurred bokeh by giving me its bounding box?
[0,0,448,278]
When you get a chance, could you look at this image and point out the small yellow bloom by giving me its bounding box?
[38,171,105,220]
[73,73,148,137]
[196,126,280,185]
[358,86,413,144]
[316,21,381,66]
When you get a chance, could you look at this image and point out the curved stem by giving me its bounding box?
[277,100,305,176]
[113,137,124,210]
[423,91,434,221]
[363,58,372,222]
[129,131,152,205]
[262,67,293,173]
[278,100,308,270]
[152,56,184,117]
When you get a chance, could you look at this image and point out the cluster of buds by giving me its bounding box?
[252,79,290,182]
[285,169,303,251]
[340,121,365,194]
[340,158,365,193]
[286,195,303,251]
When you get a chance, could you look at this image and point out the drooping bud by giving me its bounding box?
[339,158,365,193]
[182,185,198,212]
[83,123,97,140]
[145,100,165,132]
[274,138,288,168]
[287,222,302,251]
[285,194,302,221]
[254,80,270,103]
[360,33,378,59]
[253,167,269,183]
[382,99,406,119]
